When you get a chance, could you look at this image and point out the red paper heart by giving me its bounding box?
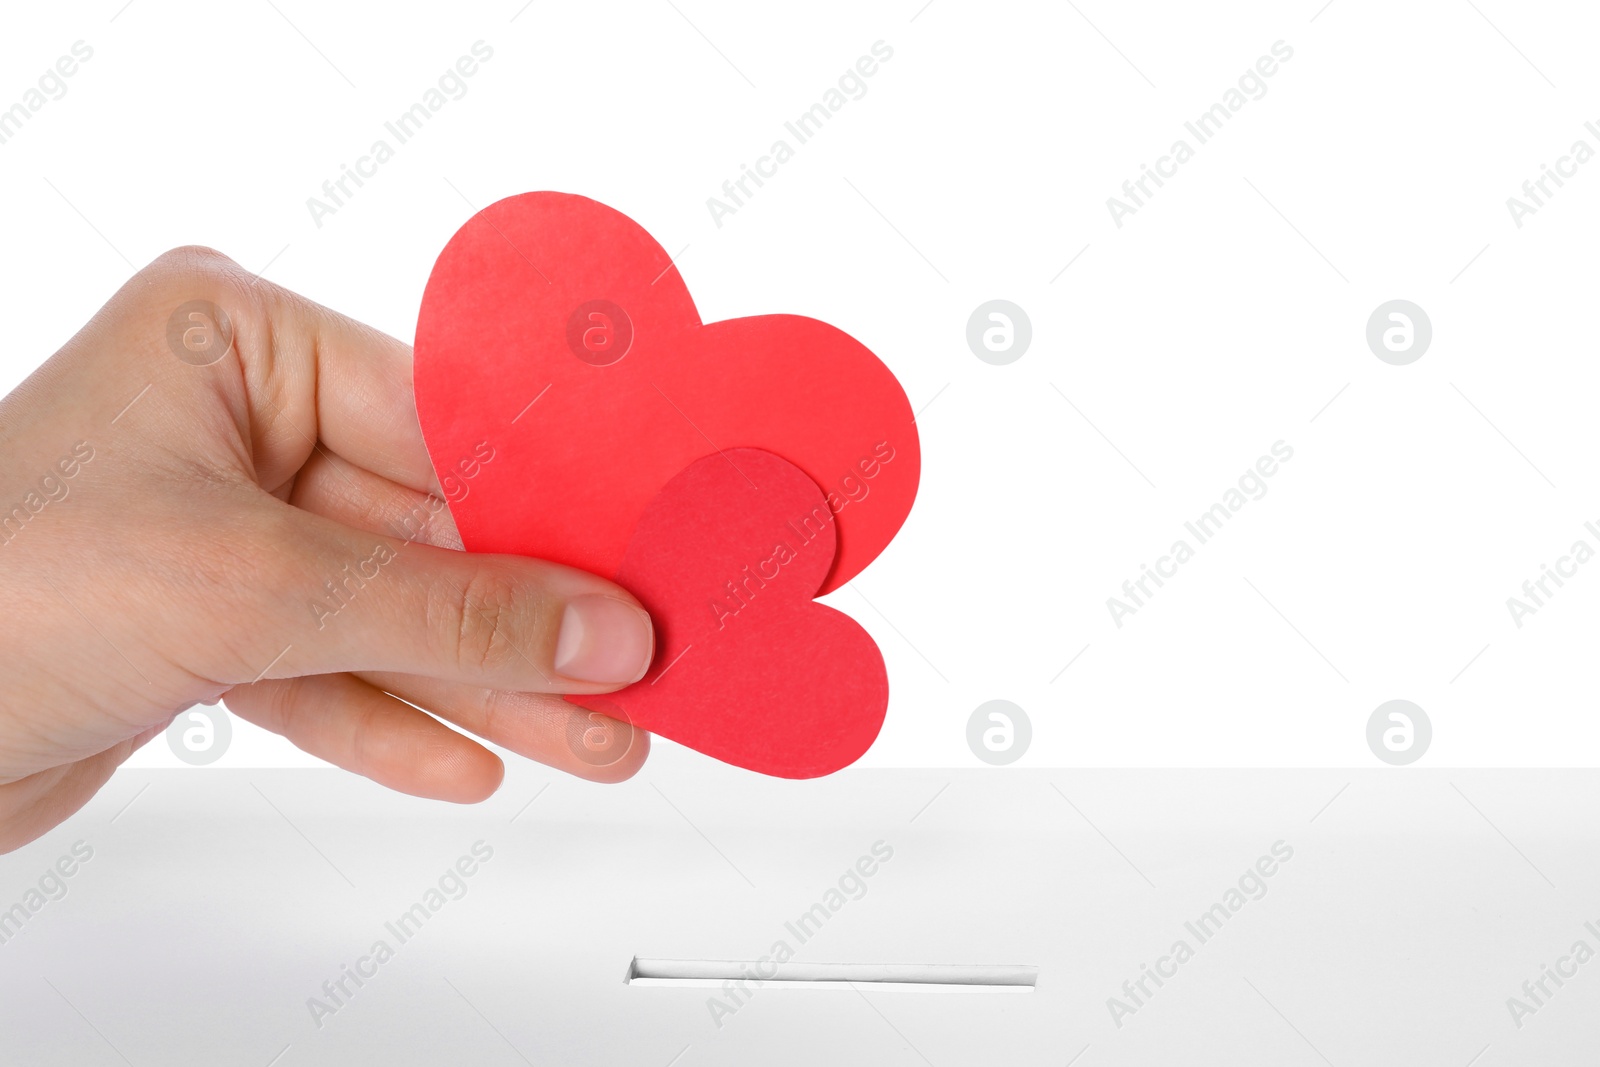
[413,191,919,595]
[567,449,887,778]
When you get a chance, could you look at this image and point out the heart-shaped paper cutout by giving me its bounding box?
[567,448,887,778]
[413,191,919,595]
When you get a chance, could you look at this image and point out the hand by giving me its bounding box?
[0,247,655,852]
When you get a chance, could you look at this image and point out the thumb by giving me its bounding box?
[239,503,655,693]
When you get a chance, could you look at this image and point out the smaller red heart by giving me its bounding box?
[568,448,888,778]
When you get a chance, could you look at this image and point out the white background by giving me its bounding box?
[6,6,1600,1065]
[10,760,1595,1066]
[3,0,1597,768]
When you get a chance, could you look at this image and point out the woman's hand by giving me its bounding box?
[0,247,654,852]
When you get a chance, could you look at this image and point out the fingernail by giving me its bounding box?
[554,595,654,684]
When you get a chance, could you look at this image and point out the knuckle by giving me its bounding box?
[152,243,237,270]
[439,568,532,677]
[145,245,246,293]
[138,246,266,362]
[256,675,308,734]
[142,245,277,328]
[477,686,514,740]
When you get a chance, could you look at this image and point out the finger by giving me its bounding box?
[358,670,648,784]
[126,248,441,496]
[289,447,461,549]
[226,674,503,803]
[244,373,653,702]
[291,454,649,783]
[240,500,654,693]
[252,273,439,495]
[0,728,159,854]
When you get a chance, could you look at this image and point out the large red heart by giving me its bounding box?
[413,191,919,595]
[567,449,887,778]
